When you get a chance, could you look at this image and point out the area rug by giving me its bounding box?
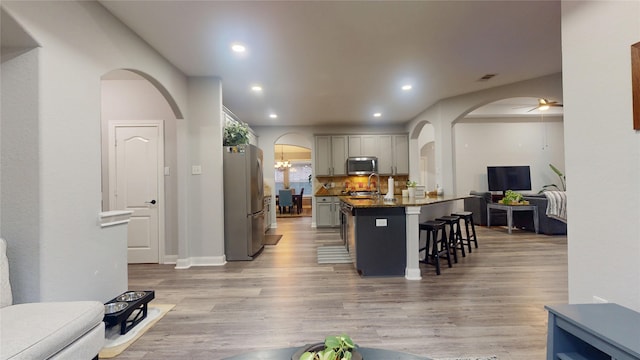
[99,303,175,358]
[317,245,352,264]
[276,208,311,218]
[264,234,282,245]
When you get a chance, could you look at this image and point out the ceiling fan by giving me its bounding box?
[528,98,563,112]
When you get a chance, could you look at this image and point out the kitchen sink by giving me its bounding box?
[349,191,378,196]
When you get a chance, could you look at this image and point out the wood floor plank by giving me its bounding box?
[121,217,567,359]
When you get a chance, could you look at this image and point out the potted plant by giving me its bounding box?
[406,180,417,198]
[297,334,360,360]
[540,163,566,193]
[223,121,249,146]
[500,190,528,205]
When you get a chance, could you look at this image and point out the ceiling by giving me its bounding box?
[98,0,562,127]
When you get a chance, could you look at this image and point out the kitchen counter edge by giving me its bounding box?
[339,195,470,208]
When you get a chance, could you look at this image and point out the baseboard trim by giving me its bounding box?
[174,256,227,269]
[162,255,177,264]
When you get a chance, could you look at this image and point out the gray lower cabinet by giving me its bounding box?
[545,303,640,360]
[316,196,339,227]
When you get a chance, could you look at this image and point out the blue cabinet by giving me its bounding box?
[545,303,640,360]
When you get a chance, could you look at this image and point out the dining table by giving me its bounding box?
[275,193,303,214]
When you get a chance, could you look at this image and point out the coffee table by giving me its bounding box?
[222,346,430,360]
[487,203,538,234]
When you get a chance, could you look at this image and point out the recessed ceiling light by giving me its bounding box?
[231,43,246,53]
[401,84,412,91]
[251,85,263,92]
[269,114,278,119]
[373,112,382,118]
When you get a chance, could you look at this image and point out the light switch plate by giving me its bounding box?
[375,218,387,227]
[191,165,202,175]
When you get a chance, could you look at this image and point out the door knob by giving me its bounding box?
[145,200,157,205]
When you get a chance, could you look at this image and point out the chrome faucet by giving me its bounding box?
[368,172,380,197]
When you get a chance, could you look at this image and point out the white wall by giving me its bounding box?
[408,73,564,195]
[454,117,565,195]
[0,48,41,303]
[178,77,226,268]
[562,1,640,310]
[1,1,189,302]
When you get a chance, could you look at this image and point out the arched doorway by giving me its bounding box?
[274,144,312,217]
[100,69,182,264]
[420,141,436,191]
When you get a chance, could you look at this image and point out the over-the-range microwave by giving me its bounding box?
[347,157,378,175]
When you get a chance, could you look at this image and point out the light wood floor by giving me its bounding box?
[122,217,567,360]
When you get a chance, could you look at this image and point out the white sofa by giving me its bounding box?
[0,238,105,360]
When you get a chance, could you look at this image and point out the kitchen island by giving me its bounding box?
[339,194,470,280]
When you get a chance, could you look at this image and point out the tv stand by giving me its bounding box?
[545,303,640,360]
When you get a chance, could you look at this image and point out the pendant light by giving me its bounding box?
[275,144,291,171]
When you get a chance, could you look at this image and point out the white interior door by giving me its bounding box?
[108,121,164,264]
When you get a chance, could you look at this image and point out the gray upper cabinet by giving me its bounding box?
[377,134,409,175]
[392,134,409,175]
[316,133,407,176]
[348,135,377,157]
[315,135,348,176]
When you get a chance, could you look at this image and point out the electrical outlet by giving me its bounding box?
[375,218,387,227]
[191,165,202,175]
[593,296,608,304]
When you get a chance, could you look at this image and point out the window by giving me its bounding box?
[275,162,312,195]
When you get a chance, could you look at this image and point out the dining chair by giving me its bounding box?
[278,190,294,214]
[296,188,305,214]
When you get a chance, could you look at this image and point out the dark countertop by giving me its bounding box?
[339,194,470,208]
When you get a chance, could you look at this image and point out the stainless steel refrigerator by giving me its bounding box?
[223,144,265,260]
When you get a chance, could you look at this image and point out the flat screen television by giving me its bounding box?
[487,166,532,194]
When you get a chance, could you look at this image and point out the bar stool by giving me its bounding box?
[435,215,465,262]
[418,220,451,275]
[452,211,478,253]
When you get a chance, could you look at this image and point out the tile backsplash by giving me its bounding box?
[316,175,409,194]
